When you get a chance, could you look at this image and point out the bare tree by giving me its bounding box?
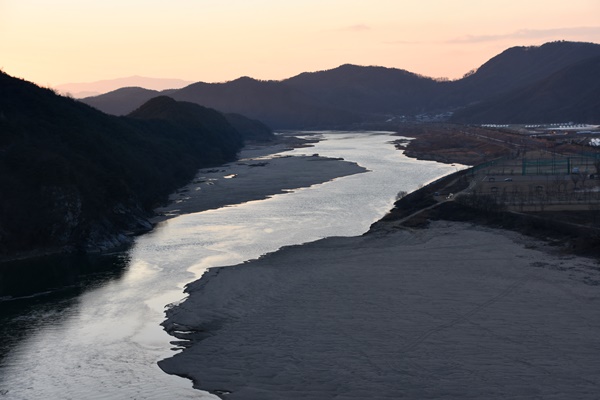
[396,191,408,201]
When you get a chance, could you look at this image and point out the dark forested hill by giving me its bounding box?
[223,113,274,142]
[81,41,600,128]
[82,78,358,130]
[444,41,600,107]
[451,55,600,124]
[127,95,244,153]
[283,64,440,114]
[172,77,364,129]
[83,86,173,115]
[0,73,244,258]
[81,88,275,141]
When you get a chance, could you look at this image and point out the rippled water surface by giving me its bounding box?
[0,132,460,399]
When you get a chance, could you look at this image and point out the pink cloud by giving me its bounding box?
[339,24,371,32]
[447,26,600,43]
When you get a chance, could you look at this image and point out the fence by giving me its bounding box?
[522,156,598,176]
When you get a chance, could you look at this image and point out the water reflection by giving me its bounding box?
[0,252,130,363]
[0,132,459,399]
[0,251,130,300]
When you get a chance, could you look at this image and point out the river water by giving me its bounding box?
[0,131,459,399]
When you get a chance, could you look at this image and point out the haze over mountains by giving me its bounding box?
[55,76,194,99]
[82,41,600,128]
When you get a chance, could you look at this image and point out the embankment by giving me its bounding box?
[373,165,600,258]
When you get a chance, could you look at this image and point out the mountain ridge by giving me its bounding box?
[55,76,194,98]
[0,72,248,258]
[80,41,600,127]
[451,54,600,124]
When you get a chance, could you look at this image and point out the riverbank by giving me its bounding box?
[0,134,362,266]
[158,152,600,398]
[151,139,366,223]
[160,217,600,399]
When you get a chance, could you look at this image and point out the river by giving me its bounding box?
[0,131,459,399]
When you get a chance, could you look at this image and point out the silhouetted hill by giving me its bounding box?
[224,113,274,142]
[82,90,275,141]
[445,41,600,107]
[283,64,439,114]
[172,77,364,129]
[130,95,275,142]
[83,87,167,115]
[0,73,244,258]
[81,41,600,128]
[451,55,600,124]
[128,96,244,157]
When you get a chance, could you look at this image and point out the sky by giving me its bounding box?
[2,0,600,87]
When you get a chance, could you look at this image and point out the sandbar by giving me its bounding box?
[160,219,600,399]
[152,143,366,223]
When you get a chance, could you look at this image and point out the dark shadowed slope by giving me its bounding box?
[284,64,440,114]
[128,95,275,143]
[245,41,600,115]
[171,77,364,129]
[451,55,600,124]
[450,41,600,104]
[82,90,275,141]
[80,41,600,128]
[224,113,274,142]
[83,87,170,115]
[0,73,244,258]
[127,96,244,160]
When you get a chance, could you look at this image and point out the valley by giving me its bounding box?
[2,37,600,399]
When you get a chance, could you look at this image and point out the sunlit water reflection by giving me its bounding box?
[0,132,460,399]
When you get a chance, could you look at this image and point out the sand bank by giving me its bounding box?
[152,144,366,223]
[160,219,600,399]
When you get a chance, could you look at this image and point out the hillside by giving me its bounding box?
[451,55,600,124]
[82,89,275,141]
[80,41,600,128]
[82,78,358,130]
[0,72,245,258]
[283,64,439,114]
[172,77,364,129]
[224,113,274,142]
[445,41,600,107]
[83,87,168,115]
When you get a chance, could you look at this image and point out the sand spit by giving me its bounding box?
[160,220,600,399]
[152,145,366,223]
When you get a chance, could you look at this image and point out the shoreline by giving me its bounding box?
[0,135,363,265]
[0,135,368,298]
[0,126,475,264]
[157,138,600,398]
[151,140,367,224]
[159,217,600,399]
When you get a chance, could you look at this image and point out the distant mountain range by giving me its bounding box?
[81,41,600,127]
[451,54,600,124]
[0,71,273,258]
[3,40,600,259]
[55,76,194,98]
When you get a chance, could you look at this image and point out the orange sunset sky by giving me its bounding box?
[2,0,600,88]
